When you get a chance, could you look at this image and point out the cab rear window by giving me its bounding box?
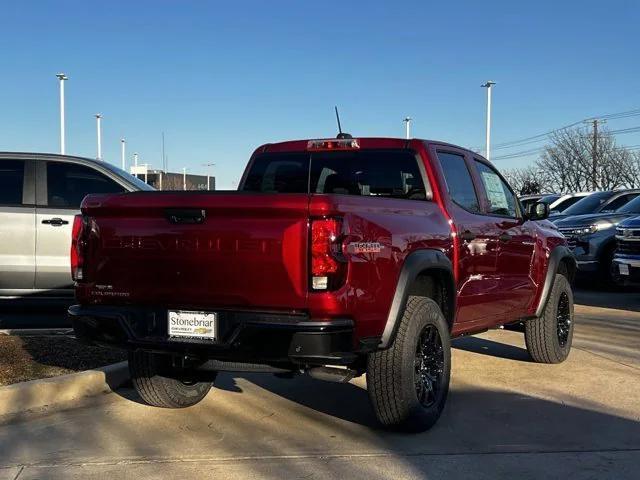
[241,150,428,200]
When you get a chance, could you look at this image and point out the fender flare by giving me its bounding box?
[534,245,577,318]
[379,249,455,349]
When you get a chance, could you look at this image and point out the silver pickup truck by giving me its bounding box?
[0,152,152,301]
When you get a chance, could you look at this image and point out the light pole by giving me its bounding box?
[182,167,187,191]
[56,73,68,154]
[481,81,496,161]
[120,138,126,170]
[95,114,102,160]
[202,163,215,190]
[403,117,412,139]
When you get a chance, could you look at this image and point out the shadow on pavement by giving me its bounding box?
[1,378,639,479]
[452,336,532,362]
[574,285,640,312]
[0,302,71,329]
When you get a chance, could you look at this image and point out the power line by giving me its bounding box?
[474,107,640,153]
[608,125,640,135]
[492,147,545,161]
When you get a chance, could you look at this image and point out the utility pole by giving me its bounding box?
[56,73,68,154]
[202,163,215,190]
[481,81,496,161]
[120,138,126,170]
[403,117,412,139]
[95,114,102,160]
[592,119,598,191]
[161,132,166,172]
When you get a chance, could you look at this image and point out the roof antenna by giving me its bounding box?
[334,106,352,139]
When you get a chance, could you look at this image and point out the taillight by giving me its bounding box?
[310,218,345,290]
[307,138,360,151]
[71,215,86,282]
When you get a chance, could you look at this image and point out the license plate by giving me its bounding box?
[168,310,217,341]
[619,263,630,276]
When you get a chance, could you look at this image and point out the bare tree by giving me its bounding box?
[535,126,640,192]
[503,166,545,195]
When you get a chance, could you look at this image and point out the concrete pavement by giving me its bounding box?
[0,293,638,479]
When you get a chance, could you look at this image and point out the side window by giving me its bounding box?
[437,152,480,212]
[603,193,639,212]
[47,162,125,208]
[0,160,25,206]
[474,160,517,217]
[242,153,309,193]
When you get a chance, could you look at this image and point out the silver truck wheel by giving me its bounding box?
[525,274,574,364]
[128,351,213,408]
[367,296,451,432]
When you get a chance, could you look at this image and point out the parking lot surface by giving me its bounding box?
[0,289,638,479]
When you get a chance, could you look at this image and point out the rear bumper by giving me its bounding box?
[69,305,360,367]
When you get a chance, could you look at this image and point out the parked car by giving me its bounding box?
[69,137,576,432]
[0,152,153,301]
[548,192,591,214]
[520,193,552,212]
[611,216,640,286]
[551,190,640,223]
[555,195,640,283]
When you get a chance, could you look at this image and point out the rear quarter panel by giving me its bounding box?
[307,194,451,342]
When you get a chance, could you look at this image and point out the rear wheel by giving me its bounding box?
[128,351,213,408]
[525,274,574,363]
[367,296,451,432]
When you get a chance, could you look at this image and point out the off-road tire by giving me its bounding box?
[128,351,213,408]
[367,296,451,432]
[525,274,574,363]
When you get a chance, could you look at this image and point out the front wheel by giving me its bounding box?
[367,296,451,432]
[128,351,213,408]
[525,274,574,363]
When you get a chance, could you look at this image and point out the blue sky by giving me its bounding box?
[1,0,639,188]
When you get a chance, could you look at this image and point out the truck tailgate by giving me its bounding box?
[80,192,309,310]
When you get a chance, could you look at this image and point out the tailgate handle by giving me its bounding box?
[166,208,206,224]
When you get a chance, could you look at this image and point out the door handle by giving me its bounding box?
[165,208,206,224]
[42,218,69,226]
[460,230,476,242]
[499,233,512,242]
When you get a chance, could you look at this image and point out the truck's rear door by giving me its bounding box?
[80,192,310,310]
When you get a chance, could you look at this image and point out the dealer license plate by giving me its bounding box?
[619,263,630,276]
[168,310,217,341]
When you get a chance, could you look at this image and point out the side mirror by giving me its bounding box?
[527,201,550,220]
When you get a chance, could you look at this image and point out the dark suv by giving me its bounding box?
[555,195,640,283]
[612,215,640,286]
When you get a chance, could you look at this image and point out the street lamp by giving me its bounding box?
[403,117,412,139]
[56,73,68,154]
[120,138,126,170]
[95,114,102,160]
[481,81,496,161]
[202,163,215,190]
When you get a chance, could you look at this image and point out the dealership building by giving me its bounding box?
[130,165,214,191]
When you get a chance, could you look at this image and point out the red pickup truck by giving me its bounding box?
[69,137,576,432]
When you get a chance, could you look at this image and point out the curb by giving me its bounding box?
[0,361,130,417]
